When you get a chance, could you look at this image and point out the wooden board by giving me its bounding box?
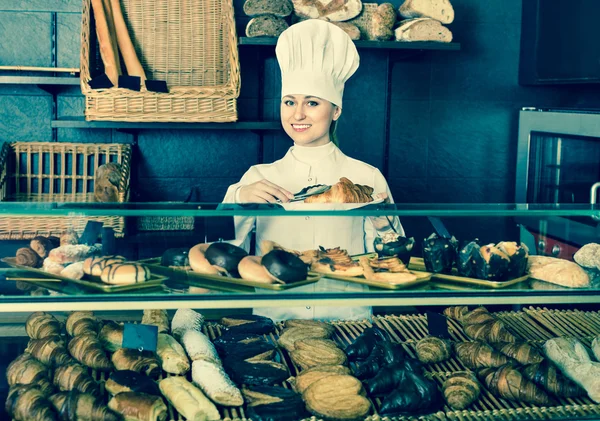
[2,258,167,293]
[409,257,530,289]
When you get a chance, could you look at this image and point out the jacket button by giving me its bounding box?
[305,216,310,220]
[306,306,311,310]
[308,178,312,182]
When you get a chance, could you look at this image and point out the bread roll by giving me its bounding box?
[292,0,362,21]
[244,0,293,17]
[142,310,169,334]
[332,22,361,40]
[157,334,190,375]
[181,330,220,364]
[159,376,220,420]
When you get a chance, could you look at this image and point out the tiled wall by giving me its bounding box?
[2,0,600,240]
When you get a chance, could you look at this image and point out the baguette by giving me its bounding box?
[101,0,122,75]
[109,0,146,83]
[159,376,220,421]
[91,0,120,85]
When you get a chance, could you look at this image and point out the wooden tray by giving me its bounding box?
[140,258,321,291]
[2,258,167,293]
[408,257,530,289]
[310,253,432,290]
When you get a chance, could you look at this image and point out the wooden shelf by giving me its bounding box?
[51,118,282,131]
[0,76,80,85]
[239,37,461,51]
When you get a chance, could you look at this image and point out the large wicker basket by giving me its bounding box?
[80,0,241,122]
[0,142,131,240]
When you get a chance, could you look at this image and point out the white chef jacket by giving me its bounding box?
[222,142,404,321]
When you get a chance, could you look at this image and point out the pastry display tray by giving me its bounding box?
[310,253,432,290]
[139,258,321,291]
[408,257,530,288]
[2,258,168,293]
[87,307,600,421]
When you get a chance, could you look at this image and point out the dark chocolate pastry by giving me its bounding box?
[105,370,161,396]
[160,248,190,268]
[345,326,390,361]
[422,233,458,274]
[225,360,289,386]
[221,315,275,335]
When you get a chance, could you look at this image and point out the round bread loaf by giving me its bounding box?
[101,263,150,285]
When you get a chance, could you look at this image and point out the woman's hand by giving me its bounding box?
[238,180,294,203]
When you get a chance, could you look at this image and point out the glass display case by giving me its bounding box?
[1,202,599,421]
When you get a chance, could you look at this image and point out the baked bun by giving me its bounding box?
[101,263,151,285]
[239,251,308,284]
[84,255,126,276]
[263,250,308,283]
[238,256,278,284]
[205,243,248,274]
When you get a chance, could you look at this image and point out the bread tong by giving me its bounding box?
[277,184,331,203]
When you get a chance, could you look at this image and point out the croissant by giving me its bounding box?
[304,177,374,203]
[16,247,43,268]
[521,360,585,398]
[26,336,74,367]
[6,384,57,421]
[111,348,161,377]
[479,364,552,406]
[49,391,120,421]
[442,371,480,410]
[142,309,169,334]
[454,341,512,369]
[66,311,100,337]
[26,312,62,339]
[443,306,468,322]
[53,363,100,395]
[99,321,124,352]
[415,336,452,364]
[464,320,517,343]
[462,307,496,326]
[6,353,53,395]
[491,342,544,365]
[68,334,112,371]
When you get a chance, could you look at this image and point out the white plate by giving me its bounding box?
[280,196,385,211]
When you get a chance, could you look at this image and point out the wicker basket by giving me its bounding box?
[80,0,241,122]
[0,142,131,240]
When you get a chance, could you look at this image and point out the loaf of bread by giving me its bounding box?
[332,22,361,40]
[292,0,363,21]
[246,15,289,37]
[159,376,220,421]
[527,256,590,288]
[399,0,455,24]
[395,18,453,42]
[370,3,395,40]
[244,0,293,17]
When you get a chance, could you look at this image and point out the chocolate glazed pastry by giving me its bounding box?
[262,250,308,283]
[205,242,248,275]
[105,370,161,396]
[345,326,390,361]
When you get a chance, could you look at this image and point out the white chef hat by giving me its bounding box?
[276,19,360,108]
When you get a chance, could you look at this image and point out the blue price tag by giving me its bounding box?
[122,323,158,353]
[426,311,451,339]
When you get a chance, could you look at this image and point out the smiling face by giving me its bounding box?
[280,95,342,147]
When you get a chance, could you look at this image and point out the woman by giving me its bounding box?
[223,19,403,320]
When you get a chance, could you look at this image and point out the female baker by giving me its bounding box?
[222,19,403,320]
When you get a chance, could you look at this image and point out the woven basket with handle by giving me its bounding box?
[0,142,131,240]
[80,0,241,122]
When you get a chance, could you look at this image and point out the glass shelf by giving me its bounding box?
[0,202,599,217]
[239,37,461,51]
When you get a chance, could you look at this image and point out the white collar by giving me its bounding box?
[290,142,337,165]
